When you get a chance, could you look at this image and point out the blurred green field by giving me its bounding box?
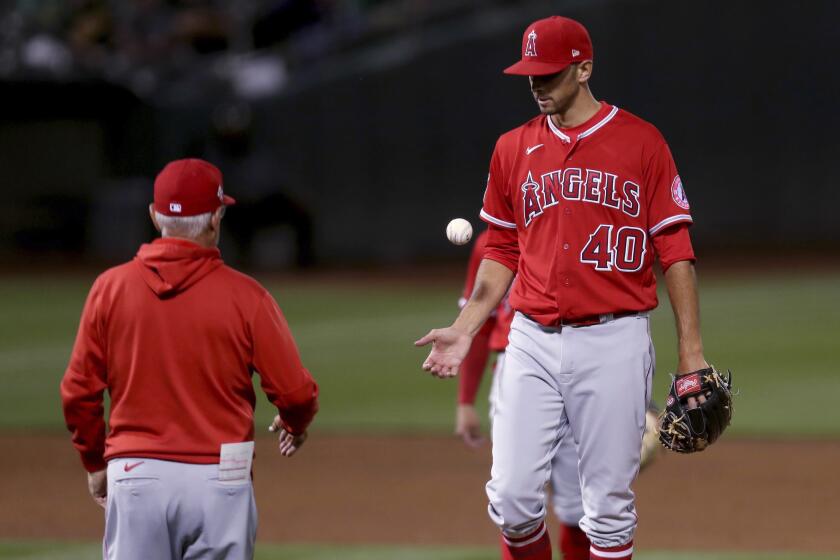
[0,542,837,560]
[0,269,838,436]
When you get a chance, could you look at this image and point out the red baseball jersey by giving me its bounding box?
[480,101,694,324]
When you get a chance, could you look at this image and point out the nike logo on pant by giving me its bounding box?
[124,461,145,472]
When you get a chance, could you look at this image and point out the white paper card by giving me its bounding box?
[218,441,255,483]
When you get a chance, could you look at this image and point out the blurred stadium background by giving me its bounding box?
[0,0,838,559]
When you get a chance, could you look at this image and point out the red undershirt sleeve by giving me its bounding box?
[652,222,696,273]
[483,225,520,273]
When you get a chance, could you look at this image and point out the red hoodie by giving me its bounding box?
[60,238,319,472]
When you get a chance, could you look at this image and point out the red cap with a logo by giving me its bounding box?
[504,16,593,76]
[153,158,235,217]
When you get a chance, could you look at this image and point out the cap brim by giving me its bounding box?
[503,59,573,76]
[222,195,236,206]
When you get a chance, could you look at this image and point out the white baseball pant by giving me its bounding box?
[486,312,653,549]
[104,458,257,560]
[489,352,584,527]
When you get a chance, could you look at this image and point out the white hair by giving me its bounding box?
[154,211,213,239]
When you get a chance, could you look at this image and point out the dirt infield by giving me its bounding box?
[1,434,838,553]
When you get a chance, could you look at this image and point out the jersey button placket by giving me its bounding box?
[552,134,579,316]
[563,136,580,163]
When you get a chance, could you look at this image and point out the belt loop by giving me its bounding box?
[599,313,613,323]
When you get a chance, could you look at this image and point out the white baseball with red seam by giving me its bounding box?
[446,218,473,245]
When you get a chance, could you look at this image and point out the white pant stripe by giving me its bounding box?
[503,523,546,548]
[590,545,634,558]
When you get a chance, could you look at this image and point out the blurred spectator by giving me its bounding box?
[3,0,483,91]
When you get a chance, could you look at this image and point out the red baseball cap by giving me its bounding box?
[153,158,235,217]
[504,16,593,76]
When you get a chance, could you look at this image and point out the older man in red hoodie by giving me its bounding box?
[60,158,319,560]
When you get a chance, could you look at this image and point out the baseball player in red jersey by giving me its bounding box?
[418,16,706,560]
[61,159,319,559]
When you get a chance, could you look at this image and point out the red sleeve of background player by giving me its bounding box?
[60,276,109,473]
[458,320,494,405]
[251,292,319,435]
[461,230,490,304]
[652,222,696,272]
[644,140,694,237]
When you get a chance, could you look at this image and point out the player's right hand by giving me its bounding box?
[414,326,473,378]
[455,404,486,448]
[269,415,308,457]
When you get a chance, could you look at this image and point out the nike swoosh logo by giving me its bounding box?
[124,461,145,472]
[525,144,544,155]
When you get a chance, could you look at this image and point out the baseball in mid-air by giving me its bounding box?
[446,218,473,245]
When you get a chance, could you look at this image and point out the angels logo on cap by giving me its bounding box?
[525,30,538,57]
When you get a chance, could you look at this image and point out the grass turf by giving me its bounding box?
[0,541,837,560]
[0,269,838,436]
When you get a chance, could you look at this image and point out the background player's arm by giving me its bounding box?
[455,322,493,447]
[416,259,514,378]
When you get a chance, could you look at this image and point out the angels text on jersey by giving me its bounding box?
[520,167,641,228]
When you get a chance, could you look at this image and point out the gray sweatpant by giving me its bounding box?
[486,312,654,548]
[104,458,257,560]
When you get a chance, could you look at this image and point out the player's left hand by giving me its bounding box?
[455,404,486,448]
[677,354,709,409]
[659,365,734,453]
[87,469,107,509]
[415,326,473,378]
